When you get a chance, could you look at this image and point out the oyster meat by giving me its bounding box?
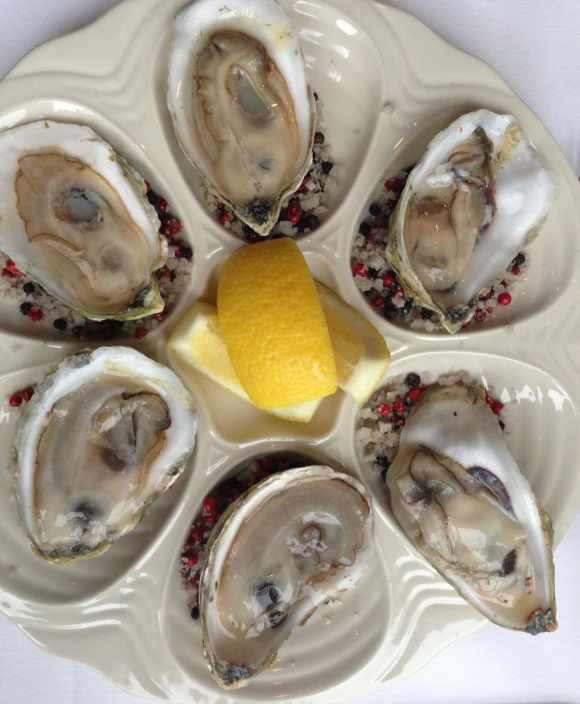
[387,110,559,332]
[15,347,198,563]
[386,383,556,633]
[200,466,374,689]
[168,0,315,236]
[0,121,166,320]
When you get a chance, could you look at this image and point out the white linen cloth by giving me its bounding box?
[0,1,579,703]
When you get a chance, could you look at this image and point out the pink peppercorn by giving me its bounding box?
[287,202,302,225]
[377,403,391,417]
[187,556,198,568]
[408,388,422,402]
[382,274,395,288]
[372,297,384,308]
[492,401,504,415]
[203,496,217,513]
[27,307,43,322]
[384,178,405,192]
[21,388,34,402]
[135,327,149,339]
[511,265,521,276]
[474,310,486,322]
[353,263,368,277]
[8,393,22,407]
[170,219,184,235]
[498,292,512,306]
[393,397,405,414]
[486,306,494,314]
[220,211,234,226]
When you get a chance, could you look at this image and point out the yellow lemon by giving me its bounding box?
[217,239,337,409]
[316,282,391,404]
[168,301,322,423]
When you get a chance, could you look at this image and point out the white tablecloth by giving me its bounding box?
[1,1,579,703]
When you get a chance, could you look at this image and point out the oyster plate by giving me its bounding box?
[0,0,579,703]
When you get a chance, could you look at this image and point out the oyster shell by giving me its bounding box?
[15,347,197,563]
[200,465,374,689]
[386,383,556,633]
[168,0,315,236]
[0,120,166,320]
[386,110,559,332]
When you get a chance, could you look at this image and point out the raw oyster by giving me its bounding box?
[0,120,166,320]
[168,0,315,236]
[200,466,374,689]
[386,110,559,332]
[15,347,197,563]
[386,383,556,633]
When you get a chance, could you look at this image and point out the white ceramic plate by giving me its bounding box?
[0,0,579,702]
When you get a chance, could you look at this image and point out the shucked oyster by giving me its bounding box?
[15,347,197,563]
[0,121,166,320]
[386,383,556,633]
[387,110,559,332]
[200,466,374,689]
[168,0,315,236]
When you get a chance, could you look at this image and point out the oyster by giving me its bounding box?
[168,0,315,236]
[0,120,166,320]
[386,383,556,633]
[15,347,197,563]
[386,110,559,332]
[200,466,374,689]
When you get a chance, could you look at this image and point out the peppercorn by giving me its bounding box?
[8,393,22,408]
[179,247,193,260]
[383,304,400,321]
[314,132,325,145]
[321,161,334,174]
[53,318,68,331]
[405,373,421,389]
[20,302,32,316]
[512,253,526,267]
[190,606,200,621]
[359,222,372,236]
[369,203,381,217]
[23,282,35,294]
[304,214,320,231]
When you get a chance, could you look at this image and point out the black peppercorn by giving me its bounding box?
[321,161,334,174]
[23,282,36,294]
[304,214,320,231]
[405,373,421,389]
[369,203,381,217]
[53,318,68,331]
[359,222,372,236]
[20,302,32,316]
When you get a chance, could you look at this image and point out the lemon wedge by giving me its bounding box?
[316,282,391,403]
[217,239,337,409]
[168,301,322,423]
